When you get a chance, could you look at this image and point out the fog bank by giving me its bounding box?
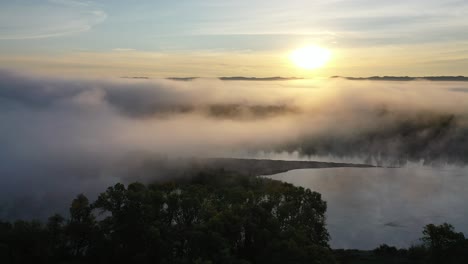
[1,69,468,219]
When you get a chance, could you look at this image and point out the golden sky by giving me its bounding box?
[1,0,467,77]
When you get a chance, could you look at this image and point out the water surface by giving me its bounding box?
[267,166,468,249]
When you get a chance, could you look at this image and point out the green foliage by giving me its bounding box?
[0,172,335,264]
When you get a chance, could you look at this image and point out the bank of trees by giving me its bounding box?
[2,171,468,263]
[335,223,468,264]
[0,171,335,263]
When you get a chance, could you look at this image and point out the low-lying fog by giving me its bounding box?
[1,69,468,248]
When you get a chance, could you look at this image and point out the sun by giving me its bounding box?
[290,45,331,70]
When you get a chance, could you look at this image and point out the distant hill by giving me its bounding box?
[331,76,468,81]
[121,76,468,81]
[120,157,376,184]
[219,76,303,81]
[121,76,150,79]
[165,77,305,81]
[199,158,374,176]
[166,77,199,81]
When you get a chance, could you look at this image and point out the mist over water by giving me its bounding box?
[1,69,468,241]
[267,165,468,249]
[2,69,468,162]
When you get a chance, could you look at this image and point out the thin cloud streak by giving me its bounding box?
[0,1,106,40]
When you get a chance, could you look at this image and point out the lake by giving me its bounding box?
[267,165,468,249]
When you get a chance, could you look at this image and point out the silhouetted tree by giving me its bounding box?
[421,223,467,263]
[67,194,96,258]
[0,172,336,263]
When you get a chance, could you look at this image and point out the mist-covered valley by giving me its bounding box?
[268,165,468,249]
[2,69,468,163]
[1,69,468,249]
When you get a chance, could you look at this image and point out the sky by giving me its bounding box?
[0,0,468,77]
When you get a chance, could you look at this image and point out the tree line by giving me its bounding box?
[335,223,468,263]
[2,171,468,263]
[0,171,334,264]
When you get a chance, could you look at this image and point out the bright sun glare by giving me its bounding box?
[290,45,331,70]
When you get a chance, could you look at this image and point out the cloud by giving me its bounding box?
[112,48,137,52]
[1,69,468,163]
[1,69,468,219]
[48,0,91,7]
[0,1,106,40]
[450,87,468,93]
[183,0,468,47]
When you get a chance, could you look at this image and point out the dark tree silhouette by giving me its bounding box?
[421,223,468,263]
[0,172,336,264]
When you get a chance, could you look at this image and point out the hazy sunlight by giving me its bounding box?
[290,45,331,70]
